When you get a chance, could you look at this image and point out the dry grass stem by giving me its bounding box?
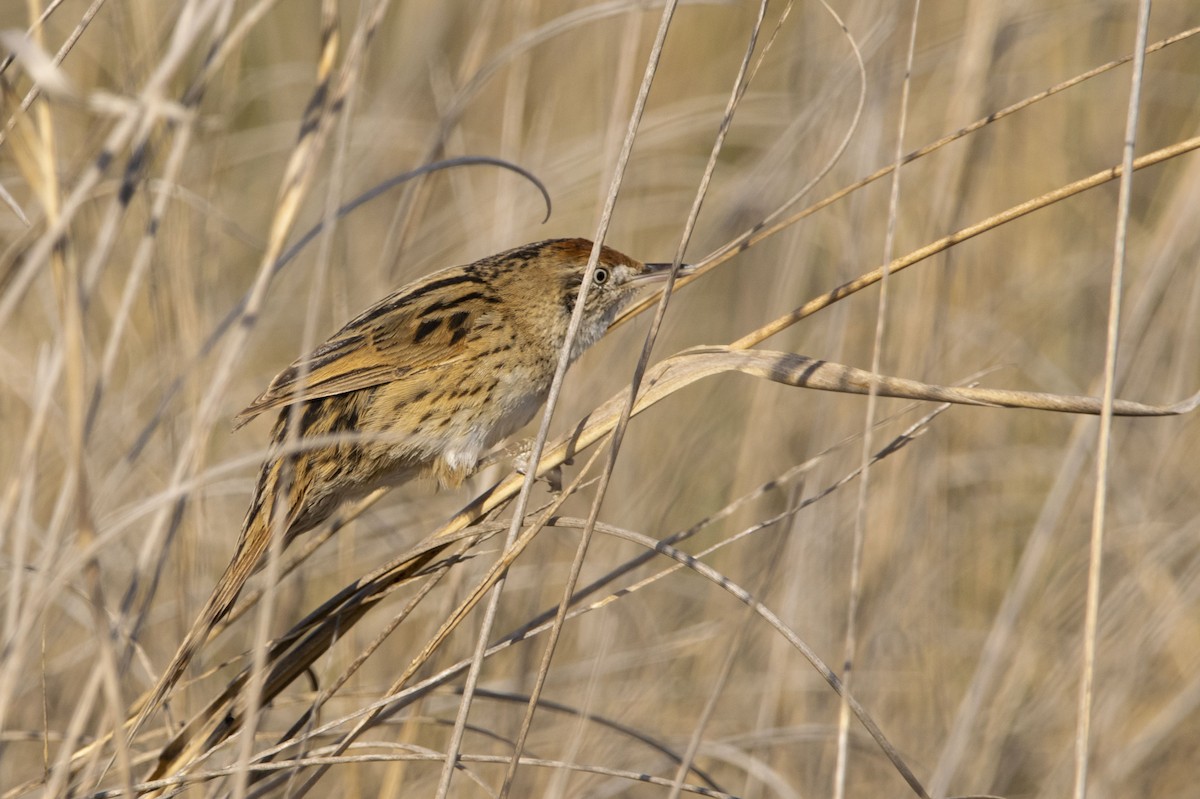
[3,3,1198,798]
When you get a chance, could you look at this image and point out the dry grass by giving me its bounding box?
[2,1,1199,797]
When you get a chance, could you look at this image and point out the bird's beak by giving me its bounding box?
[634,261,690,283]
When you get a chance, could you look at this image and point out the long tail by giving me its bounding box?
[125,519,270,744]
[127,401,349,743]
[125,454,291,744]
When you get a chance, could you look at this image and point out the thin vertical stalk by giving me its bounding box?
[1073,2,1151,797]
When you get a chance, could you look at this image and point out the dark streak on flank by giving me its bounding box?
[329,405,360,435]
[252,463,272,508]
[299,399,326,436]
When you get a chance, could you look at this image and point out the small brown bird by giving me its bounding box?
[134,237,671,732]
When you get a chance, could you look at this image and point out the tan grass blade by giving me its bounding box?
[120,0,346,770]
[611,133,1200,337]
[124,344,1198,785]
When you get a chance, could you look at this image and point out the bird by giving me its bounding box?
[131,237,673,735]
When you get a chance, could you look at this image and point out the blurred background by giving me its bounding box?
[1,1,1198,796]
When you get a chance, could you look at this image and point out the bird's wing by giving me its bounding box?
[233,293,493,428]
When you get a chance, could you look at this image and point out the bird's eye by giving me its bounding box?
[593,267,610,285]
